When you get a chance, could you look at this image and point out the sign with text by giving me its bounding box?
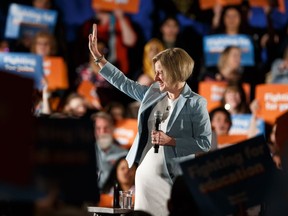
[230,114,265,136]
[43,57,69,91]
[5,3,57,39]
[92,0,140,14]
[255,84,288,125]
[0,52,43,89]
[203,34,255,67]
[199,81,250,112]
[200,0,243,10]
[180,135,276,215]
[249,0,285,13]
[113,118,138,149]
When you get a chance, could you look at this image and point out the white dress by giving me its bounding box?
[134,95,179,216]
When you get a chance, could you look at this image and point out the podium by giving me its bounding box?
[87,207,133,216]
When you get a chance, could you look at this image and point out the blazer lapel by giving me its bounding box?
[167,83,192,132]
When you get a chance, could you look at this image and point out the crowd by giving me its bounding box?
[1,0,288,215]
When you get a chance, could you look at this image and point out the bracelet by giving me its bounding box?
[94,55,104,64]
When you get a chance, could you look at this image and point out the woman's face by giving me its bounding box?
[160,18,179,42]
[117,159,132,185]
[154,61,171,92]
[224,89,241,111]
[68,97,87,117]
[224,8,241,32]
[227,48,241,69]
[211,111,231,135]
[35,36,51,57]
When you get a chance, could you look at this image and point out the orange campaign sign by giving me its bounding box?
[199,0,243,10]
[113,118,138,149]
[217,134,247,148]
[198,81,250,112]
[43,57,69,91]
[249,0,286,13]
[255,84,288,125]
[92,0,140,14]
[77,80,102,110]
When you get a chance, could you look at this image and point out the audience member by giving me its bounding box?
[200,46,243,83]
[62,93,88,118]
[102,156,136,195]
[30,31,57,57]
[92,111,127,190]
[141,38,165,80]
[104,101,126,123]
[209,106,232,136]
[77,8,137,74]
[266,44,288,84]
[156,15,182,49]
[221,82,250,115]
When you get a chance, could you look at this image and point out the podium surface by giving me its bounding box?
[87,207,133,216]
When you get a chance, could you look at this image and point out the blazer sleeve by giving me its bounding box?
[99,62,149,102]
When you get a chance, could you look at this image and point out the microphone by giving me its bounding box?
[154,110,163,153]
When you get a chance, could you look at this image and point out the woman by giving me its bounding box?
[89,24,211,216]
[102,156,136,195]
[201,46,243,83]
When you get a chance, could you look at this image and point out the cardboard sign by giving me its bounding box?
[43,57,69,91]
[255,84,288,125]
[217,134,247,148]
[199,0,243,10]
[0,52,43,89]
[249,0,286,13]
[113,119,138,149]
[92,0,140,14]
[5,3,57,39]
[198,81,250,112]
[77,80,102,110]
[230,114,265,136]
[180,135,276,215]
[203,34,255,67]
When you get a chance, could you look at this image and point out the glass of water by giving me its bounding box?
[119,190,133,209]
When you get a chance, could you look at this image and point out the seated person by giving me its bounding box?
[91,111,128,189]
[99,157,136,207]
[209,107,232,136]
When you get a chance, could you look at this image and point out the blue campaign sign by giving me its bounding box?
[180,135,276,216]
[4,3,58,39]
[203,34,255,67]
[0,52,43,89]
[230,114,265,136]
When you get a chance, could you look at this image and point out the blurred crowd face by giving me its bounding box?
[226,47,241,70]
[160,18,180,43]
[224,89,241,112]
[33,0,51,9]
[224,8,241,32]
[65,96,87,118]
[117,159,135,186]
[211,111,231,136]
[94,117,114,150]
[35,36,52,57]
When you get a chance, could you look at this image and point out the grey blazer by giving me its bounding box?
[100,62,212,183]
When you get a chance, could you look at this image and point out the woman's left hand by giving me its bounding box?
[151,130,176,147]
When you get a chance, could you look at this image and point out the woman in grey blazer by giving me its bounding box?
[89,24,212,216]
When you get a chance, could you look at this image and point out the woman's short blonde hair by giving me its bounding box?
[152,48,194,84]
